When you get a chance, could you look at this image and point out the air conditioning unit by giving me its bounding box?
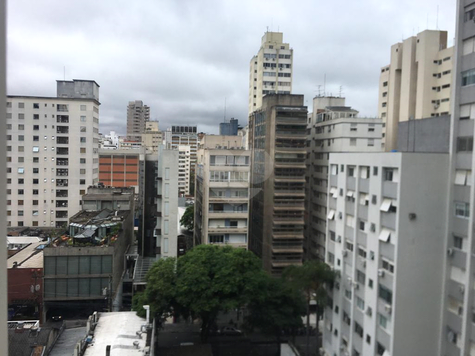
[342,250,348,257]
[447,248,454,256]
[353,282,359,290]
[337,236,342,243]
[385,304,392,314]
[378,269,385,277]
[365,307,372,316]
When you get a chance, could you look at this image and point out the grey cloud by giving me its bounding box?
[7,0,455,136]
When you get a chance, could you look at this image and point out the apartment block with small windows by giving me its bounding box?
[249,31,293,114]
[248,94,307,276]
[379,30,454,151]
[439,1,475,354]
[178,145,191,197]
[194,136,250,249]
[126,100,150,142]
[6,80,100,228]
[322,152,448,356]
[305,96,383,262]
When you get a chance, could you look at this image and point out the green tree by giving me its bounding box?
[180,204,194,231]
[244,275,306,353]
[283,261,336,355]
[176,244,263,341]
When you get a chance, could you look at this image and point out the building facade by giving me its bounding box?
[98,148,143,193]
[126,100,150,142]
[323,152,448,356]
[178,145,191,197]
[219,118,240,136]
[379,30,453,151]
[440,1,475,354]
[305,96,383,261]
[6,80,100,228]
[248,94,307,275]
[141,121,162,153]
[194,137,250,249]
[249,32,293,114]
[155,146,179,258]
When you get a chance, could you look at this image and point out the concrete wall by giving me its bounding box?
[397,115,451,153]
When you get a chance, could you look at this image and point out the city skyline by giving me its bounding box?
[7,0,454,135]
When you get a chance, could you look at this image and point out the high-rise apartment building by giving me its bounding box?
[322,153,448,356]
[141,121,162,154]
[126,100,150,142]
[440,2,475,354]
[155,146,179,258]
[248,94,307,275]
[194,136,250,249]
[219,118,240,136]
[178,145,191,196]
[305,96,383,261]
[379,30,453,151]
[164,126,199,194]
[249,32,293,114]
[6,79,100,228]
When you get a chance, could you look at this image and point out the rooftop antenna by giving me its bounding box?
[323,74,326,97]
[317,85,322,97]
[339,86,344,98]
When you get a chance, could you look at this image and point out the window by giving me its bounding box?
[345,240,354,251]
[350,138,357,146]
[359,220,365,231]
[80,148,86,154]
[462,69,475,86]
[33,125,39,130]
[80,105,87,111]
[367,139,374,147]
[383,168,398,182]
[373,167,378,176]
[378,314,388,329]
[454,235,463,250]
[18,210,24,216]
[356,296,365,310]
[356,270,366,284]
[358,247,366,258]
[33,157,39,163]
[345,289,352,300]
[383,81,388,87]
[18,124,24,130]
[80,179,86,185]
[80,137,86,143]
[17,167,24,174]
[379,284,392,304]
[463,37,475,56]
[455,202,470,218]
[465,7,475,22]
[350,123,357,132]
[457,137,474,152]
[382,259,395,273]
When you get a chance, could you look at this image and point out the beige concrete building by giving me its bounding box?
[141,121,162,154]
[249,32,293,114]
[178,145,191,196]
[194,136,250,249]
[379,30,453,151]
[248,94,307,276]
[126,100,150,142]
[6,80,100,228]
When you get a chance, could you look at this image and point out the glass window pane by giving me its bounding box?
[67,278,78,297]
[90,278,101,297]
[102,256,112,274]
[44,279,55,298]
[79,256,90,274]
[79,278,90,297]
[68,256,79,275]
[44,257,56,275]
[56,279,67,299]
[56,257,67,274]
[91,256,101,274]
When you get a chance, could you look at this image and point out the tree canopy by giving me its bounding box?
[180,204,194,231]
[133,244,305,342]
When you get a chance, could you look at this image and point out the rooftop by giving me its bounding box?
[7,241,46,269]
[84,312,148,356]
[325,106,358,112]
[69,209,128,226]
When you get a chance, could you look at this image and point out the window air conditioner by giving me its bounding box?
[385,304,392,314]
[378,269,385,277]
[365,307,372,316]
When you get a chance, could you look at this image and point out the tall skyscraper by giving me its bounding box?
[6,79,100,228]
[249,32,293,114]
[248,94,307,276]
[440,2,475,354]
[305,96,383,262]
[378,30,453,151]
[126,100,150,142]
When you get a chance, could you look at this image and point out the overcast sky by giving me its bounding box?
[7,0,455,135]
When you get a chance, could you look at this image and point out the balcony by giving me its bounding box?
[274,189,305,196]
[56,147,69,155]
[56,190,68,198]
[56,201,68,208]
[207,225,247,233]
[56,104,68,112]
[56,158,68,166]
[56,169,69,177]
[208,211,248,219]
[57,126,69,134]
[56,179,68,187]
[55,211,68,218]
[56,137,69,144]
[272,232,304,240]
[56,115,69,123]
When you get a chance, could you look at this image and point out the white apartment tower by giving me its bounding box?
[249,31,293,114]
[194,136,250,249]
[178,145,191,196]
[323,152,448,356]
[440,1,475,354]
[379,30,453,151]
[155,145,179,258]
[127,100,150,142]
[305,96,383,262]
[6,80,100,228]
